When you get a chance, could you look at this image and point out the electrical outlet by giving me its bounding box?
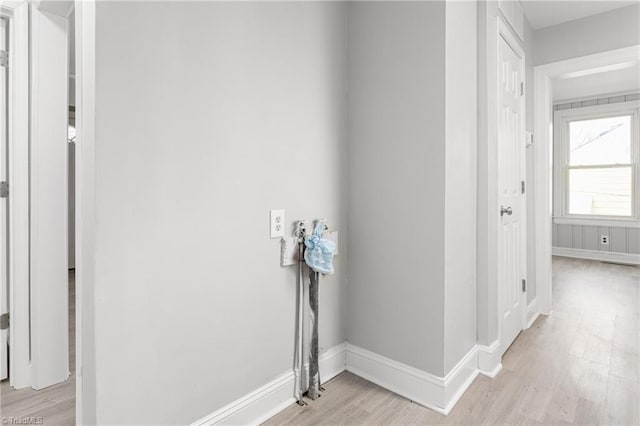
[601,235,609,245]
[270,210,285,239]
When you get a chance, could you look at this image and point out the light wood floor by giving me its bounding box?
[266,257,640,425]
[0,271,75,425]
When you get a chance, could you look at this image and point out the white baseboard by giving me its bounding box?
[194,336,523,424]
[552,247,640,265]
[476,340,502,378]
[525,298,540,329]
[192,343,346,426]
[442,348,479,414]
[345,343,479,415]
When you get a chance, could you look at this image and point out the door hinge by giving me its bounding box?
[0,50,7,67]
[521,181,525,194]
[520,81,524,97]
[0,313,8,330]
[0,182,7,198]
[522,279,526,292]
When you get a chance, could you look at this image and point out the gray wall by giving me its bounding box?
[533,3,640,66]
[443,0,477,374]
[346,1,447,376]
[347,0,478,377]
[553,224,640,254]
[93,2,348,423]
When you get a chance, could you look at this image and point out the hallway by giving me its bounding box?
[266,257,639,425]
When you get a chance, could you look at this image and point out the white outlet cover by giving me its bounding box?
[270,209,285,239]
[601,235,609,245]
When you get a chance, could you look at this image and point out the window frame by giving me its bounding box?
[553,100,640,222]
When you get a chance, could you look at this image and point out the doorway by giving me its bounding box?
[497,19,528,356]
[1,2,77,423]
[533,44,640,318]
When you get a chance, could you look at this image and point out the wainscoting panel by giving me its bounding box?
[553,223,640,255]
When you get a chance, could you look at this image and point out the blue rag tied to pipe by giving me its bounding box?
[304,223,336,275]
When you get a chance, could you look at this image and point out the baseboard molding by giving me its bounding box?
[194,338,514,424]
[552,247,640,265]
[525,298,540,329]
[345,343,479,415]
[192,343,346,426]
[476,340,502,378]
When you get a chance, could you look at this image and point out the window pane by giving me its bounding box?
[568,167,632,216]
[569,115,631,166]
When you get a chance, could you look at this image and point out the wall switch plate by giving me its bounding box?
[601,235,609,245]
[270,210,285,238]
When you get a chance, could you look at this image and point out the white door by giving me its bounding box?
[498,33,526,354]
[1,16,9,381]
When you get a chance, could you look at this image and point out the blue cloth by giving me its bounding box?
[304,223,336,275]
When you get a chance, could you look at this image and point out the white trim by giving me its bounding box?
[554,100,640,117]
[552,247,640,265]
[1,0,30,390]
[477,340,502,378]
[554,90,640,106]
[553,216,640,228]
[192,343,347,426]
[75,0,94,423]
[345,343,479,416]
[553,101,640,220]
[525,298,540,329]
[534,69,554,315]
[538,46,640,78]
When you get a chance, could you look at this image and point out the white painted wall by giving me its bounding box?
[91,2,347,423]
[443,0,477,373]
[533,3,640,66]
[346,1,447,376]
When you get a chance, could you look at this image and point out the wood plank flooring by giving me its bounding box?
[266,257,640,425]
[0,272,75,425]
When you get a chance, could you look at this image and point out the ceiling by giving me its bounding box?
[521,0,638,29]
[553,63,640,101]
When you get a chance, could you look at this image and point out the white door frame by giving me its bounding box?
[74,0,95,423]
[0,0,30,390]
[496,17,528,356]
[533,44,640,315]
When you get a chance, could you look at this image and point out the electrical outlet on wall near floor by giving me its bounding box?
[601,235,609,245]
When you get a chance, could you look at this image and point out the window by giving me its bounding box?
[555,101,640,219]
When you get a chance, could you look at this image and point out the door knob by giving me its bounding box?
[500,206,513,216]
